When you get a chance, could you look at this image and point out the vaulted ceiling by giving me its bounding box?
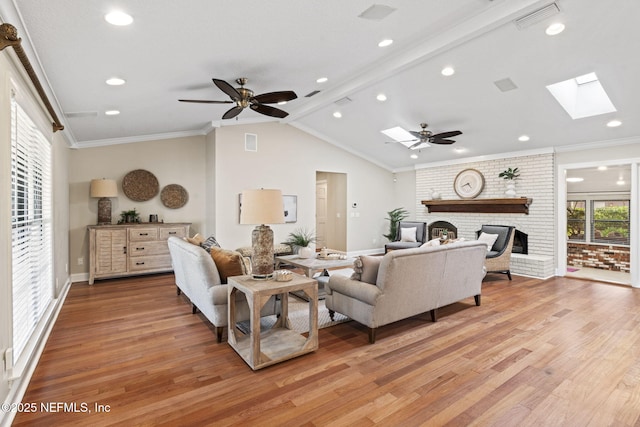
[1,0,638,172]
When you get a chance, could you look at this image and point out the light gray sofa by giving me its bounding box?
[326,240,487,343]
[167,236,278,342]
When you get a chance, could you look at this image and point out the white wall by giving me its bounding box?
[212,122,395,251]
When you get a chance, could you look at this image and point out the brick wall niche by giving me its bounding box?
[567,242,630,273]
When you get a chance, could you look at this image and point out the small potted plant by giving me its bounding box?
[499,167,520,198]
[284,227,317,258]
[119,208,140,224]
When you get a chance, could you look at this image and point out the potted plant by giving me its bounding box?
[284,227,317,258]
[119,208,140,224]
[383,207,409,241]
[499,167,520,198]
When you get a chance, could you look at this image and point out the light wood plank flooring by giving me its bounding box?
[12,273,640,426]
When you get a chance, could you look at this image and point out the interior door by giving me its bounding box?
[316,180,328,249]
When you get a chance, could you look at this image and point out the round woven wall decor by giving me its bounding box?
[160,184,189,209]
[122,169,159,202]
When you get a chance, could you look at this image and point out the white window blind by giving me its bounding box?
[11,92,53,364]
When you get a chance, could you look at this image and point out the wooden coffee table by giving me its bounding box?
[274,254,355,300]
[227,274,318,370]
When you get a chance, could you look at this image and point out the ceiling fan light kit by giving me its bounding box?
[179,77,297,120]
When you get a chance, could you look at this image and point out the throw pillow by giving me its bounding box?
[186,233,205,246]
[360,255,382,284]
[400,227,418,242]
[421,238,441,248]
[478,232,499,250]
[201,235,221,252]
[350,255,382,284]
[210,247,246,284]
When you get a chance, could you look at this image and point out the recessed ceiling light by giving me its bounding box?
[607,119,622,127]
[378,39,393,47]
[277,101,287,105]
[454,148,467,154]
[545,22,565,36]
[105,110,120,116]
[518,135,530,142]
[106,77,126,86]
[441,66,455,77]
[316,77,328,83]
[410,154,418,159]
[598,166,608,171]
[617,180,626,185]
[376,93,387,102]
[105,11,133,26]
[566,177,584,183]
[333,111,342,118]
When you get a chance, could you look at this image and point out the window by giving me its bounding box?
[592,200,630,245]
[567,200,586,240]
[11,92,53,364]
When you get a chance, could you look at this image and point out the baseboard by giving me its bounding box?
[70,272,89,283]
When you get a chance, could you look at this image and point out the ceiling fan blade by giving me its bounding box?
[250,103,289,118]
[178,99,234,104]
[252,91,297,104]
[213,78,241,101]
[409,141,430,149]
[222,106,243,120]
[431,130,462,139]
[430,138,456,145]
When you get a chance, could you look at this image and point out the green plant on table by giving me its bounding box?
[284,227,317,249]
[119,208,140,223]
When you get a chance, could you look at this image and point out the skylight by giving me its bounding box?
[381,126,415,146]
[546,72,616,119]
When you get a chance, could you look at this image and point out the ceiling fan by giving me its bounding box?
[388,123,462,149]
[179,77,297,119]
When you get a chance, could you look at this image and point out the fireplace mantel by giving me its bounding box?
[421,197,532,214]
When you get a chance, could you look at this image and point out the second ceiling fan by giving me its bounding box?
[179,77,297,119]
[392,123,462,149]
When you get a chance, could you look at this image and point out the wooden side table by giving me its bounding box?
[227,274,318,370]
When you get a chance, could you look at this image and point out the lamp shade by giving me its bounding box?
[240,189,285,225]
[90,179,118,198]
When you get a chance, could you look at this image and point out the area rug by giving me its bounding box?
[236,296,350,334]
[567,267,580,272]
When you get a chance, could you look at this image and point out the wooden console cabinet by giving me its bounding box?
[88,223,190,284]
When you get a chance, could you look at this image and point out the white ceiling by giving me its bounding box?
[1,0,639,171]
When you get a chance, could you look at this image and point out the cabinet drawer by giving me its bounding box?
[128,254,171,271]
[129,227,159,241]
[159,227,187,240]
[129,240,168,257]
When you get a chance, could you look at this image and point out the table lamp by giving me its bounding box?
[240,189,285,279]
[90,178,118,225]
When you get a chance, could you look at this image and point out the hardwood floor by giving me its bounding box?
[12,273,640,426]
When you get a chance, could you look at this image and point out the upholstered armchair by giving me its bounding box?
[384,221,428,253]
[476,225,515,280]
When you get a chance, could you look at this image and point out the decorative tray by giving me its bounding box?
[122,169,159,202]
[161,184,189,209]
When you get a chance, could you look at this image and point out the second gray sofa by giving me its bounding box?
[326,240,487,343]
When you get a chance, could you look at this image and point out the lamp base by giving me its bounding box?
[251,224,274,280]
[97,197,112,225]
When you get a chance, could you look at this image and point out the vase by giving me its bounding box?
[298,246,314,259]
[505,181,517,198]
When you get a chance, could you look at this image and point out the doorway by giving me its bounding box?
[316,172,347,252]
[564,164,632,285]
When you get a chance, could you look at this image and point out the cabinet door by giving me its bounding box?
[95,229,127,274]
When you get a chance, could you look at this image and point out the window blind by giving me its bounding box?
[11,92,53,364]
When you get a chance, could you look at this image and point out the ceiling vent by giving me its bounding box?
[305,90,321,98]
[64,111,98,118]
[514,2,560,30]
[335,97,352,106]
[494,78,518,92]
[358,4,396,20]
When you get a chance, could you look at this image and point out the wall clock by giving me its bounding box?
[454,168,485,199]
